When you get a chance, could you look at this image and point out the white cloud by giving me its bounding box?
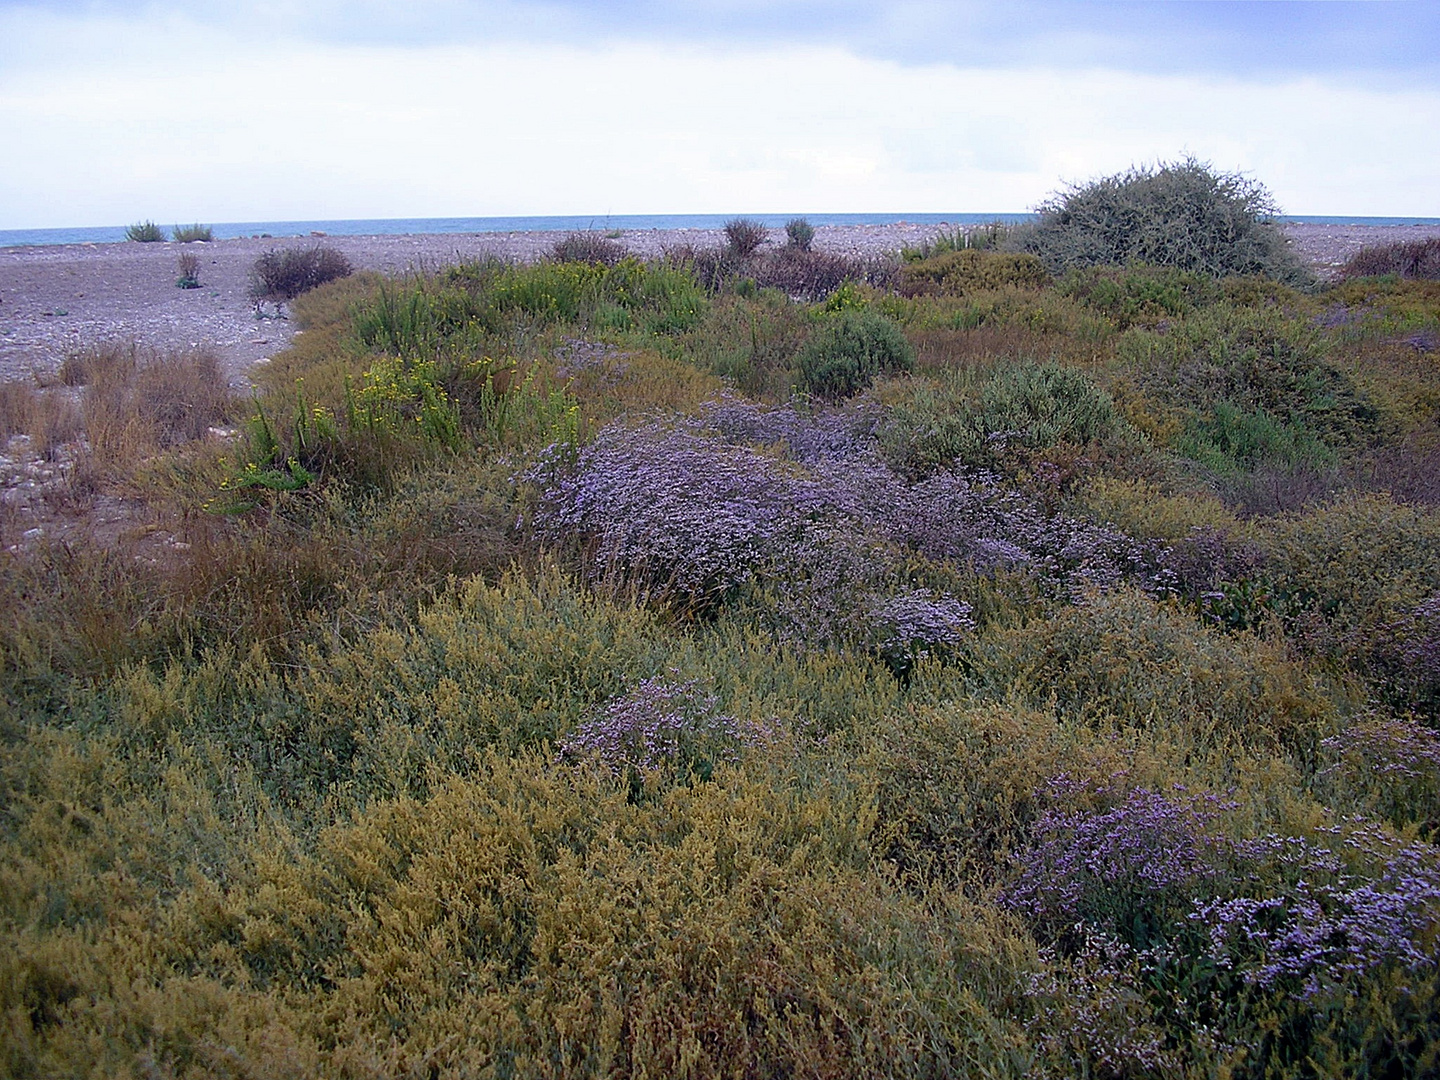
[1,9,1437,227]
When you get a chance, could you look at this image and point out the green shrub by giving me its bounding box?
[1014,158,1311,284]
[963,587,1343,755]
[1177,400,1336,474]
[1060,264,1222,329]
[1251,493,1440,639]
[900,222,1012,262]
[687,291,812,399]
[795,309,914,397]
[1120,303,1379,470]
[901,249,1050,297]
[124,220,165,242]
[784,217,815,251]
[904,286,1107,342]
[880,360,1128,476]
[171,222,214,243]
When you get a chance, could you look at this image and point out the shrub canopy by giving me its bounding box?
[1017,158,1310,284]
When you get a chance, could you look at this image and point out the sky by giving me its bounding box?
[1,1,1437,228]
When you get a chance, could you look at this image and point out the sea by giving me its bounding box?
[5,212,1439,249]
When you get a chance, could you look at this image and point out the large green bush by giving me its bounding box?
[1015,158,1311,284]
[795,310,914,397]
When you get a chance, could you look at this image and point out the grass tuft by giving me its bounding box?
[124,220,165,242]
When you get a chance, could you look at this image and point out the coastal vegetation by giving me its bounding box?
[123,219,165,243]
[3,164,1440,1077]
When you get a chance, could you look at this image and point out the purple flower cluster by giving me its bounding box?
[1322,715,1440,784]
[898,468,1178,599]
[864,589,975,675]
[1195,825,1440,1000]
[529,402,1178,647]
[556,676,763,774]
[530,419,828,610]
[1002,776,1440,1004]
[1025,931,1187,1076]
[699,394,879,463]
[1002,784,1231,941]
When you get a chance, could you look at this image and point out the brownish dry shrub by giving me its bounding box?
[1339,237,1440,281]
[752,247,897,301]
[53,344,239,480]
[249,245,354,305]
[0,380,84,458]
[549,231,629,265]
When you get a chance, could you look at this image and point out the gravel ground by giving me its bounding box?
[2,222,1438,387]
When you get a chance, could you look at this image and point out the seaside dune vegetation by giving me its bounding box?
[4,166,1440,1077]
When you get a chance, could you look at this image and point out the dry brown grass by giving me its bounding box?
[0,380,84,457]
[58,344,237,474]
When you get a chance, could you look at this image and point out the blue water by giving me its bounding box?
[3,212,1437,249]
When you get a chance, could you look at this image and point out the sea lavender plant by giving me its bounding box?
[527,419,831,612]
[1024,931,1188,1078]
[864,589,975,678]
[556,676,761,778]
[529,403,1179,655]
[1002,783,1232,948]
[1194,824,1440,1001]
[1320,715,1440,834]
[1002,773,1440,1006]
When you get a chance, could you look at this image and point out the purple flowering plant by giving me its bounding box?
[1319,714,1440,835]
[556,675,767,782]
[526,400,1181,667]
[1002,775,1440,1006]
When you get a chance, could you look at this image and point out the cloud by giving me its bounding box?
[2,19,1437,228]
[4,0,1437,84]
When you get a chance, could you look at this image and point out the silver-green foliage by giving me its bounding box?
[1015,158,1311,285]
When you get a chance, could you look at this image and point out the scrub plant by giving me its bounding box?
[795,309,914,397]
[784,217,816,251]
[172,222,214,243]
[1015,157,1311,284]
[249,245,353,309]
[175,252,201,289]
[723,217,768,258]
[124,220,165,242]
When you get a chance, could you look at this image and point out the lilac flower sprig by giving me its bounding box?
[1001,785,1232,945]
[1194,825,1440,1000]
[1000,776,1440,1005]
[556,675,767,778]
[527,401,1181,640]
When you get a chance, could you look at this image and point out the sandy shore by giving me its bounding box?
[2,222,1437,387]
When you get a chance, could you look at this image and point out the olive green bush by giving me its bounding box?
[795,309,914,397]
[900,249,1050,297]
[1014,158,1311,285]
[879,360,1130,477]
[1120,302,1379,473]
